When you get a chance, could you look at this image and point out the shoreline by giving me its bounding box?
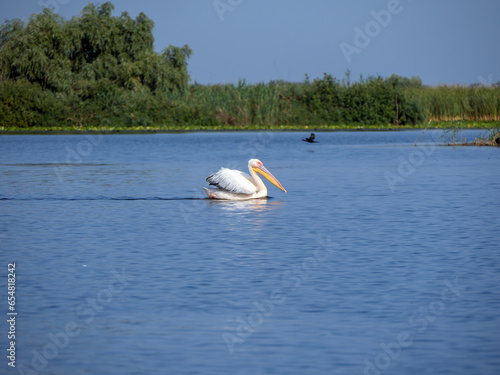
[0,121,497,135]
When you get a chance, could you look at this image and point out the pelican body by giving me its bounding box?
[202,159,287,200]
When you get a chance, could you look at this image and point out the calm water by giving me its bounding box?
[1,130,499,375]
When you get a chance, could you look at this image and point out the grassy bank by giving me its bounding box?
[0,121,497,134]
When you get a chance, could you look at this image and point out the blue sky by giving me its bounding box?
[2,0,499,85]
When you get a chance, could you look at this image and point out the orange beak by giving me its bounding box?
[253,165,287,193]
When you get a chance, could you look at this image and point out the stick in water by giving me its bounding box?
[414,120,432,147]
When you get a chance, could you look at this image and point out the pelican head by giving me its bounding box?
[249,159,287,193]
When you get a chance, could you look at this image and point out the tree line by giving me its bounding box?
[0,2,498,129]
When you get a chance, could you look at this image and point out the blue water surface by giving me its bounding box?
[0,130,499,375]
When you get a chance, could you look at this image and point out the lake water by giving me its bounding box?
[1,130,499,375]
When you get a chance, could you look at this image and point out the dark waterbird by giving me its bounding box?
[302,133,318,143]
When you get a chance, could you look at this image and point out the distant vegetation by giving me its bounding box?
[1,2,499,131]
[441,125,500,147]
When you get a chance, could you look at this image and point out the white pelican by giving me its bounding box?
[202,159,287,200]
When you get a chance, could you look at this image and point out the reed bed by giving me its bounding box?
[1,75,499,129]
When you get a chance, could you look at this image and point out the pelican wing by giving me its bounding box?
[206,168,257,195]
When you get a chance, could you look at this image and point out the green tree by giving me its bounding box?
[0,2,194,128]
[0,2,192,95]
[0,9,70,91]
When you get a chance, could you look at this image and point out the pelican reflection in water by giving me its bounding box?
[202,159,287,200]
[207,199,285,216]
